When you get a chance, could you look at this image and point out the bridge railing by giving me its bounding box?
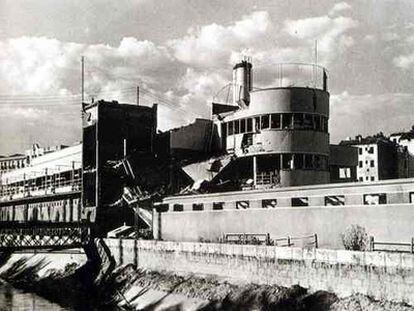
[0,224,91,250]
[0,177,81,201]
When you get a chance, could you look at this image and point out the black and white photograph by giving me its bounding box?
[1,1,414,310]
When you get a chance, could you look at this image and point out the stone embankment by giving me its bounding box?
[1,239,414,310]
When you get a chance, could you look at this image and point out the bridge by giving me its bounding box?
[0,161,91,252]
[0,223,90,251]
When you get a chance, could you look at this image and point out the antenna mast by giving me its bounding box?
[314,40,318,87]
[81,56,85,103]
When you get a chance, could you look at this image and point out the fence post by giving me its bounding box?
[314,233,318,249]
[266,233,270,246]
[369,236,374,252]
[287,236,291,247]
[411,237,414,254]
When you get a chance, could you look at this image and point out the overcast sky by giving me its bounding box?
[1,0,414,154]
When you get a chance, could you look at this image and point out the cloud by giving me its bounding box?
[392,34,414,70]
[3,107,47,119]
[394,53,414,69]
[0,36,177,152]
[330,92,414,142]
[168,11,272,68]
[283,15,357,56]
[0,36,174,97]
[329,2,352,15]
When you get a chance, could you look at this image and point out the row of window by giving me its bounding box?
[0,160,27,170]
[359,176,376,182]
[255,153,329,170]
[170,192,414,211]
[224,113,328,136]
[359,146,375,155]
[359,160,375,168]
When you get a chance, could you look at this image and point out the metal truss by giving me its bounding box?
[0,224,90,251]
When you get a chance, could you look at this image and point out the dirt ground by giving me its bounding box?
[108,265,414,311]
[1,253,413,311]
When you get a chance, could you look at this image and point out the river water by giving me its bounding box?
[0,282,70,311]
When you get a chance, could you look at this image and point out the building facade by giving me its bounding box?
[390,126,414,156]
[0,154,28,175]
[82,100,158,235]
[340,135,414,182]
[213,62,330,188]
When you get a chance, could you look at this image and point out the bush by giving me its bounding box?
[341,224,368,251]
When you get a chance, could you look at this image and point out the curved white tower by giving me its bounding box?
[232,60,252,106]
[217,63,330,188]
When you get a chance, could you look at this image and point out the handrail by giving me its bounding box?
[370,236,414,253]
[221,232,318,248]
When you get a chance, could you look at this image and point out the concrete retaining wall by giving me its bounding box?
[158,204,414,249]
[104,239,414,305]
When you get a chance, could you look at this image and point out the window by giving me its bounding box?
[246,118,253,132]
[261,115,270,129]
[240,119,246,133]
[359,161,363,168]
[368,147,374,154]
[213,202,224,210]
[270,114,281,129]
[321,156,328,170]
[282,154,293,169]
[370,160,375,167]
[370,176,375,181]
[292,197,309,207]
[305,154,313,169]
[314,115,321,131]
[173,204,184,212]
[294,154,304,169]
[323,118,328,133]
[228,122,234,135]
[339,167,351,179]
[156,204,169,212]
[325,195,345,206]
[364,193,386,205]
[314,155,322,170]
[293,114,304,129]
[236,200,250,209]
[234,120,240,134]
[192,203,204,211]
[262,199,277,208]
[304,114,314,130]
[359,148,363,155]
[359,177,363,181]
[255,117,261,131]
[282,114,292,129]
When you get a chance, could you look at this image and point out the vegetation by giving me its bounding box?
[341,224,369,251]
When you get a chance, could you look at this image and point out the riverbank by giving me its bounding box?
[0,251,107,310]
[107,264,414,311]
[1,250,414,310]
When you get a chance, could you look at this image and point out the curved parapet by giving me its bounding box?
[248,87,329,116]
[219,68,330,187]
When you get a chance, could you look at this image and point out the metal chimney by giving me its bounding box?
[232,57,252,106]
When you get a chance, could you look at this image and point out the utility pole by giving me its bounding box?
[81,56,85,103]
[314,40,318,88]
[136,86,140,105]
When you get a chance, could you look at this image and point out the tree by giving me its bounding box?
[341,224,368,251]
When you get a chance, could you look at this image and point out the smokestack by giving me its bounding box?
[232,57,252,106]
